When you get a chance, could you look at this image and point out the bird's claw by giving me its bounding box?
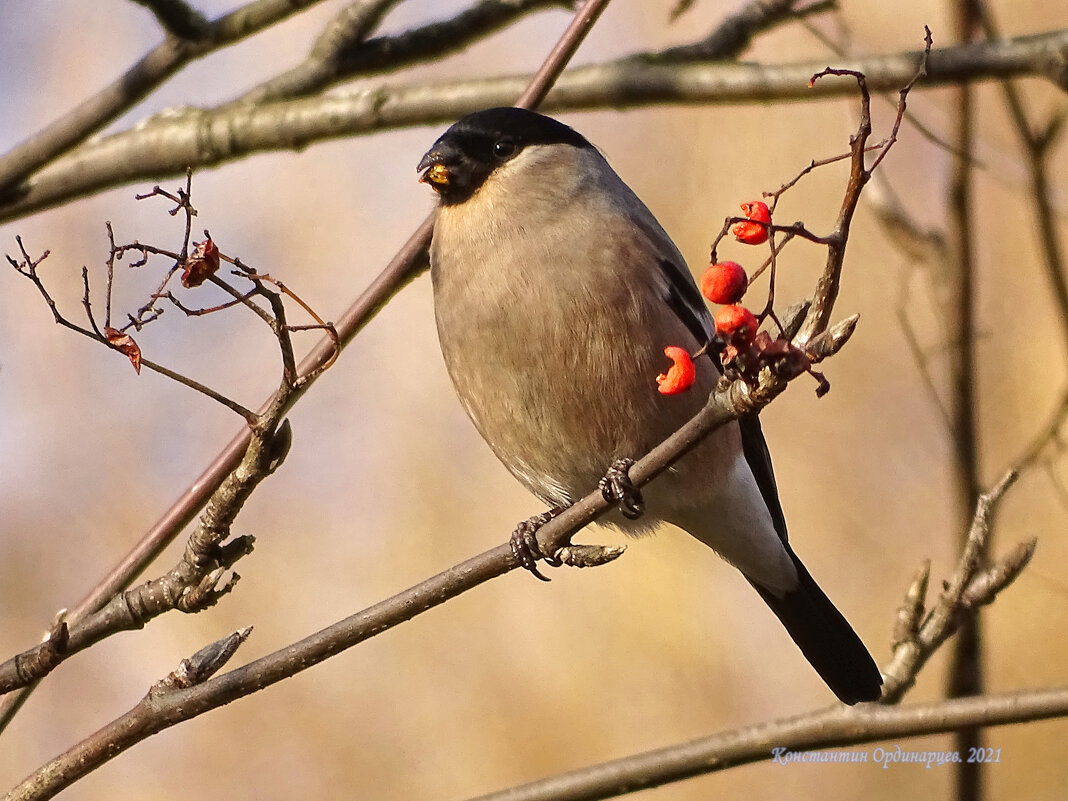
[510,509,564,582]
[600,458,644,519]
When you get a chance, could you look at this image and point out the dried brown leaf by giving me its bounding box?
[181,238,221,288]
[104,327,142,374]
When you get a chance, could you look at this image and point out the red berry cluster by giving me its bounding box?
[656,200,780,396]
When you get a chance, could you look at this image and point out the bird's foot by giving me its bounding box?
[510,508,565,582]
[599,457,644,520]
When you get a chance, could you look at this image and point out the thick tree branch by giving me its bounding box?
[0,0,338,194]
[458,687,1068,801]
[0,0,582,207]
[2,28,1065,223]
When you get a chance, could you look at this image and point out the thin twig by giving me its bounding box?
[879,471,1035,703]
[232,0,568,105]
[795,27,932,346]
[8,238,258,421]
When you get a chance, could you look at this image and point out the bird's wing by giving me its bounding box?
[628,202,792,547]
[657,257,715,348]
[736,411,789,542]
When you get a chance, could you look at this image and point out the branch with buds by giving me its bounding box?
[0,174,337,695]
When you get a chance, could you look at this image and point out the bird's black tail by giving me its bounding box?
[750,547,883,705]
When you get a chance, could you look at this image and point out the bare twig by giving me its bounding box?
[6,238,258,420]
[797,3,974,164]
[233,0,570,105]
[879,471,1035,703]
[794,27,932,346]
[1009,386,1068,475]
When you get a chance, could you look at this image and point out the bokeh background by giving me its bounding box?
[1,1,1066,798]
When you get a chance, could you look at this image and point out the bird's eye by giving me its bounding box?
[492,139,519,160]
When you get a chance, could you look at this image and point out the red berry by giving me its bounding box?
[700,261,748,305]
[713,305,759,344]
[732,200,771,245]
[656,346,696,395]
[741,201,771,224]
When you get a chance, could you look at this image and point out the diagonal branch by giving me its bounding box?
[0,351,816,801]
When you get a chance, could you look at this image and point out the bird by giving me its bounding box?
[417,106,882,704]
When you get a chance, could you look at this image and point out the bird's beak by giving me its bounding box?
[417,150,451,190]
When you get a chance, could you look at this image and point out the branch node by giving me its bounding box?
[891,559,930,650]
[554,543,627,568]
[805,313,860,361]
[960,538,1038,609]
[153,627,254,696]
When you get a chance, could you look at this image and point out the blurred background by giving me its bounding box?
[1,0,1066,798]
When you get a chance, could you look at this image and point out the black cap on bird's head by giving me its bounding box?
[417,107,593,205]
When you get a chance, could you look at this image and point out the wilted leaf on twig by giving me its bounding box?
[181,238,220,288]
[104,327,142,374]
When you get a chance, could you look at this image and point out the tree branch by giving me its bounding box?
[880,471,1036,703]
[944,5,984,798]
[2,28,1066,223]
[0,0,337,194]
[457,687,1068,801]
